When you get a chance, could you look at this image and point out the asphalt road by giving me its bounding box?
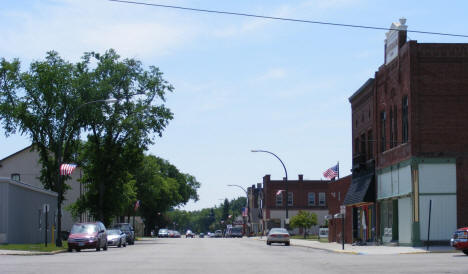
[1,238,468,274]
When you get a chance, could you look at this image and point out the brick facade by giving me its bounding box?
[327,175,353,243]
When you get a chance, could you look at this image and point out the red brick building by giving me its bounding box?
[350,18,468,246]
[261,174,330,235]
[327,175,352,243]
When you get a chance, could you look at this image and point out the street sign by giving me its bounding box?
[340,205,346,214]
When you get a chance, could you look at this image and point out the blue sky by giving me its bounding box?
[1,0,467,210]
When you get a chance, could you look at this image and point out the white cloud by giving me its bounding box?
[257,68,287,81]
[0,0,200,61]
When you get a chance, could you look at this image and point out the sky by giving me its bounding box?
[1,0,467,211]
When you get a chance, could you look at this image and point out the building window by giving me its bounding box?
[389,107,394,148]
[11,173,20,181]
[354,138,359,156]
[402,96,408,143]
[380,111,386,152]
[367,130,373,159]
[276,192,283,206]
[360,133,366,161]
[308,192,315,206]
[393,105,398,147]
[319,192,326,206]
[288,192,293,206]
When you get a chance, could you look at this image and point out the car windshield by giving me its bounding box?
[107,229,121,235]
[71,224,97,234]
[269,228,288,234]
[159,229,168,233]
[232,227,242,232]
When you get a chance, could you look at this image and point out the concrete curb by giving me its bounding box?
[0,249,68,256]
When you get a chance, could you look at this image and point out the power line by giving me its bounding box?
[108,0,468,38]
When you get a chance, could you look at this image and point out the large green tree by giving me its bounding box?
[0,52,101,245]
[134,155,200,235]
[74,50,174,226]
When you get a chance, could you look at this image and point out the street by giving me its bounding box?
[1,238,468,274]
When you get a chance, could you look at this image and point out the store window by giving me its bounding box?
[288,192,293,206]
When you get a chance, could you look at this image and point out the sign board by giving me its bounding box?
[340,205,346,214]
[285,218,290,225]
[43,204,50,213]
[385,18,407,65]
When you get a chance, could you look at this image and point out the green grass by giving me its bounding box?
[291,235,329,243]
[0,241,68,252]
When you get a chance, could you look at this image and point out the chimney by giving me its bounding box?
[298,174,303,181]
[257,183,262,189]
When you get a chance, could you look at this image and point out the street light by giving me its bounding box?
[227,184,250,236]
[55,98,118,247]
[251,149,289,227]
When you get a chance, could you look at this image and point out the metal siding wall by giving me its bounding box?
[398,197,412,244]
[419,163,456,193]
[378,172,392,198]
[0,183,8,243]
[399,165,412,194]
[419,195,457,241]
[391,168,399,196]
[8,183,57,244]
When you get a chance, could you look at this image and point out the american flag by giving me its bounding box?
[323,164,339,179]
[276,189,284,196]
[242,207,248,217]
[60,163,77,175]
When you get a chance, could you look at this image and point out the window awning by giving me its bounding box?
[343,173,375,206]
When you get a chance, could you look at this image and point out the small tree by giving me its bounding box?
[289,210,318,239]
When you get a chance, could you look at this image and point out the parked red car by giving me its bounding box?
[68,222,108,252]
[451,227,468,255]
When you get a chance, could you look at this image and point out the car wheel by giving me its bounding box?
[267,241,271,245]
[463,250,468,255]
[104,242,108,251]
[76,248,81,252]
[118,240,122,248]
[67,247,72,252]
[285,242,290,246]
[123,241,127,247]
[96,240,101,251]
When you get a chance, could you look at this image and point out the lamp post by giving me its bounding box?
[251,149,289,228]
[55,98,117,247]
[227,184,250,236]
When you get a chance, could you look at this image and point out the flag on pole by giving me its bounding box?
[134,200,140,211]
[276,189,284,196]
[242,207,248,217]
[323,164,339,179]
[60,163,77,175]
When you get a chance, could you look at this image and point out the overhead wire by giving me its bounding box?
[108,0,468,38]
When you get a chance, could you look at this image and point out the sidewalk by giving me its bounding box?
[254,237,457,255]
[0,249,66,256]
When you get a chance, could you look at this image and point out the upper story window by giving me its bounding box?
[354,138,359,156]
[390,107,394,148]
[402,96,408,143]
[367,130,373,159]
[11,173,20,181]
[380,111,386,152]
[319,192,326,206]
[288,192,293,206]
[308,192,315,206]
[360,133,366,160]
[276,192,283,206]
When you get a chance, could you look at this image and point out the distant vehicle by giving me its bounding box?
[207,232,214,238]
[173,230,181,238]
[451,227,468,255]
[230,227,243,238]
[199,233,205,238]
[67,222,108,252]
[158,228,169,238]
[267,228,290,246]
[319,228,329,239]
[168,230,175,238]
[107,229,127,248]
[186,230,194,238]
[214,230,223,238]
[112,223,135,245]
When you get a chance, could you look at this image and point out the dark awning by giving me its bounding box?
[343,173,375,206]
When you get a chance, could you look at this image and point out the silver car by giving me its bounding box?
[106,229,127,247]
[267,228,290,246]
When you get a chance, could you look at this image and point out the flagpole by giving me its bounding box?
[337,161,340,180]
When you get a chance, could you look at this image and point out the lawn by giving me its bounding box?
[0,241,68,252]
[291,235,329,243]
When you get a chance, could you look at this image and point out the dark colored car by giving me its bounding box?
[112,223,135,245]
[451,227,468,255]
[230,227,243,238]
[67,222,108,252]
